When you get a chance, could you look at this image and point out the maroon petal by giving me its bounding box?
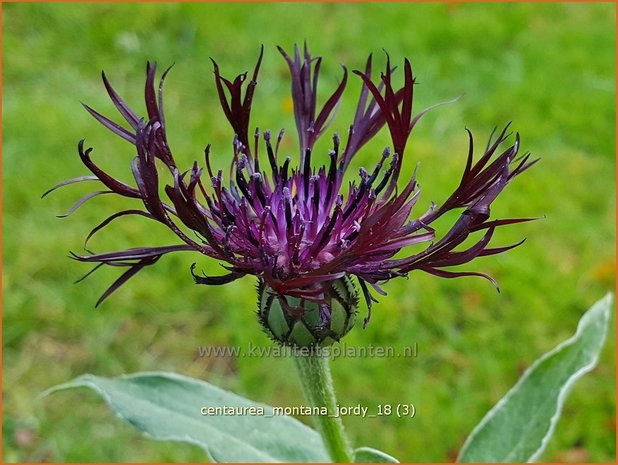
[42,175,99,199]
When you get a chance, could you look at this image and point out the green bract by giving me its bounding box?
[257,276,358,347]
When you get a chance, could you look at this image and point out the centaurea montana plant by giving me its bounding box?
[47,44,542,462]
[49,44,535,343]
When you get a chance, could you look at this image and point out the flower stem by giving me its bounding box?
[293,353,353,463]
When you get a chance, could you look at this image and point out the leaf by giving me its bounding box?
[41,371,330,463]
[354,446,400,463]
[458,294,612,463]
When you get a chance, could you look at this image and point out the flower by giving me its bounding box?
[46,44,537,347]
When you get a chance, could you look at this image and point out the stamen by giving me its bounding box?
[280,156,291,181]
[375,153,398,195]
[312,206,341,256]
[312,176,321,212]
[264,130,279,180]
[342,182,367,221]
[283,187,293,230]
[325,144,339,205]
[253,128,260,173]
[204,144,214,179]
[251,172,267,206]
[303,148,312,198]
[275,128,285,157]
[367,147,390,185]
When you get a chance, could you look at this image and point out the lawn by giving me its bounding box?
[2,2,615,462]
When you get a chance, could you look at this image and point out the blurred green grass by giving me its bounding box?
[2,2,615,462]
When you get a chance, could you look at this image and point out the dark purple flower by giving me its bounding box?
[46,44,537,346]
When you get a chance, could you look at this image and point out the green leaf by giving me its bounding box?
[41,371,330,463]
[458,294,612,463]
[354,446,400,463]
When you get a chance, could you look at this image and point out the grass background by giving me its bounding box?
[3,2,615,462]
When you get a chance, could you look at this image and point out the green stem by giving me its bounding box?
[293,353,353,463]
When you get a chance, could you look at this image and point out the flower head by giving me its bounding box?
[47,44,537,347]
